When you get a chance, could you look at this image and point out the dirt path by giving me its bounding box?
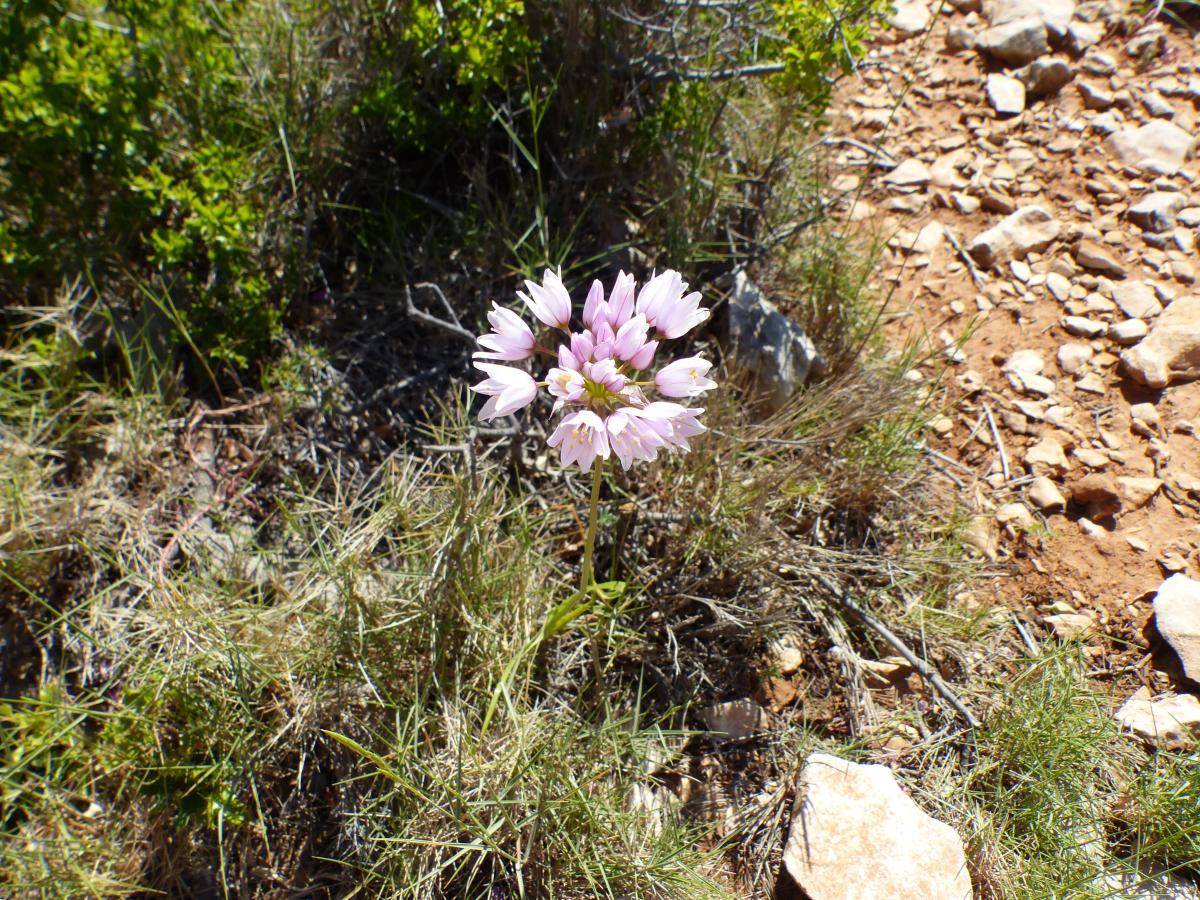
[828,1,1200,694]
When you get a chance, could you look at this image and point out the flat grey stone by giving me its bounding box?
[976,17,1050,65]
[724,273,826,411]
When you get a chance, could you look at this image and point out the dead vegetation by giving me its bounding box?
[0,267,983,896]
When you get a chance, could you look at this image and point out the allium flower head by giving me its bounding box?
[472,268,715,471]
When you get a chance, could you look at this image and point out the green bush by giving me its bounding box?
[130,150,275,368]
[0,0,279,369]
[771,0,887,110]
[1,0,885,374]
[354,0,536,149]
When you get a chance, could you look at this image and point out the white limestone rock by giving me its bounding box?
[1121,295,1200,388]
[1153,574,1200,682]
[969,206,1060,268]
[781,753,974,900]
[1104,121,1196,175]
[987,74,1027,116]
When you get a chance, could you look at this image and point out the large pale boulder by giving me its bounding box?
[1104,121,1196,174]
[976,17,1050,65]
[1153,574,1200,682]
[982,0,1075,39]
[968,206,1060,268]
[781,753,973,900]
[1121,295,1200,388]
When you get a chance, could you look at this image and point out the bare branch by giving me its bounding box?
[404,283,477,345]
[815,573,981,730]
[647,61,787,82]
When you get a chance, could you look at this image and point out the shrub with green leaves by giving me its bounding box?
[354,0,536,148]
[770,0,888,110]
[0,0,280,368]
[1,0,887,374]
[130,150,276,368]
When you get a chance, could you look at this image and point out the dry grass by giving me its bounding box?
[6,252,1199,900]
[0,271,976,896]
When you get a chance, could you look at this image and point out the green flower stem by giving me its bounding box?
[581,460,603,593]
[581,459,605,693]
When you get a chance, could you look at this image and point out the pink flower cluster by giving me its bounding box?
[471,269,716,472]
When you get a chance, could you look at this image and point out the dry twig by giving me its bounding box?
[405,283,477,345]
[943,226,984,287]
[815,573,980,730]
[982,402,1010,484]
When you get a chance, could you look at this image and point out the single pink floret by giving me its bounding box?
[634,271,678,323]
[546,366,586,411]
[471,362,539,421]
[611,314,651,363]
[519,269,573,328]
[627,339,658,370]
[582,279,606,329]
[654,356,717,398]
[635,401,707,450]
[590,320,616,360]
[666,406,707,449]
[475,302,535,361]
[565,331,594,370]
[654,290,708,339]
[635,271,709,339]
[604,272,636,329]
[634,401,686,443]
[547,410,610,472]
[607,409,666,469]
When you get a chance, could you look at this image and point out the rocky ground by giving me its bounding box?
[830,0,1200,739]
[775,2,1200,896]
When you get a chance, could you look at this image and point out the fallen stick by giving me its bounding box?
[1011,612,1040,657]
[919,442,972,474]
[944,227,984,286]
[927,458,965,489]
[822,136,898,166]
[815,573,981,730]
[982,402,1010,484]
[405,284,477,345]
